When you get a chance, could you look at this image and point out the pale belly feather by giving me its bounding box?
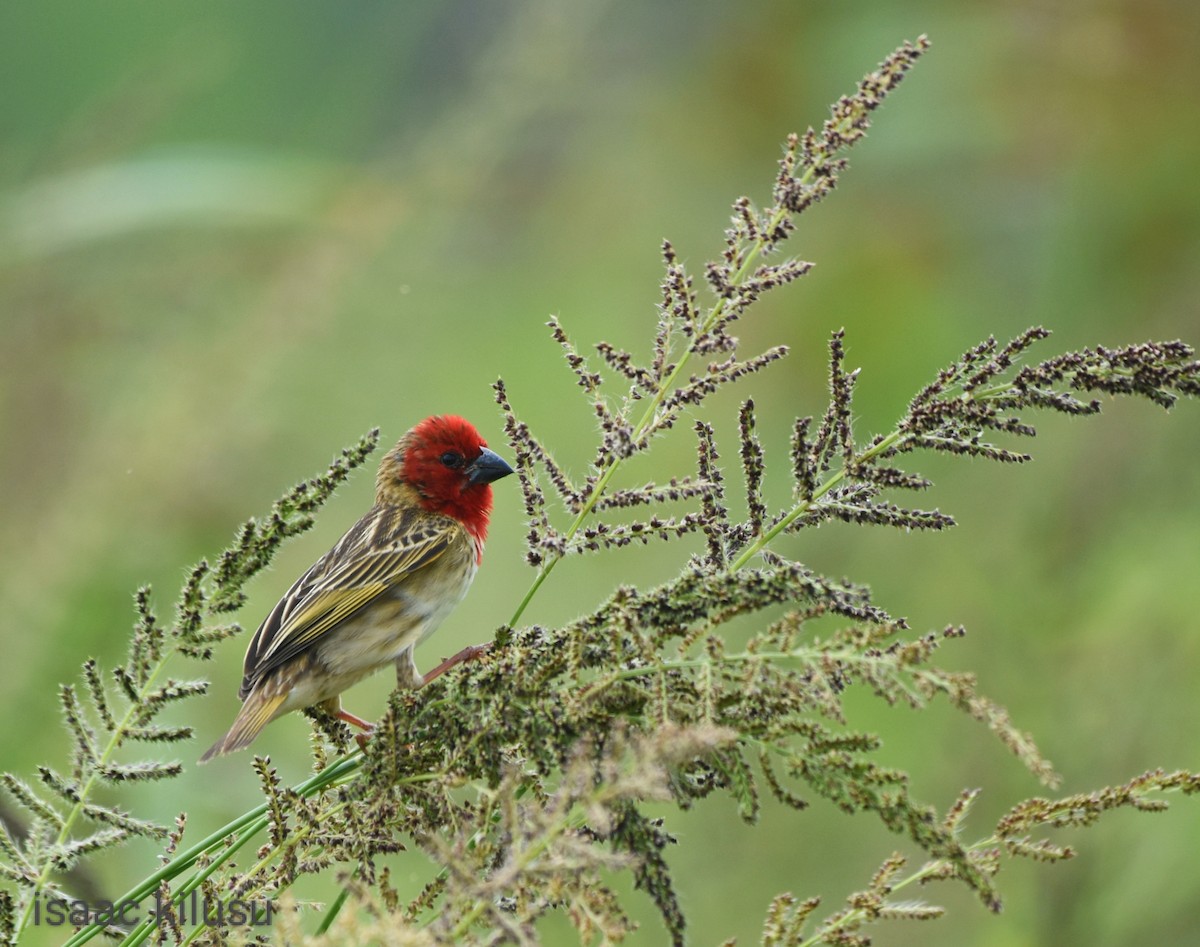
[278,555,477,714]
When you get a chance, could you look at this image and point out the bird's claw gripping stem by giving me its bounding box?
[423,642,493,684]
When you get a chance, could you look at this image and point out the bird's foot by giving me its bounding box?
[422,642,493,685]
[335,708,375,750]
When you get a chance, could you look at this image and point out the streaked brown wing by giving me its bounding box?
[239,505,454,697]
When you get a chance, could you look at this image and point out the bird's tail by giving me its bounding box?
[198,691,287,763]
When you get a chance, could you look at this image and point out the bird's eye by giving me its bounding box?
[440,451,464,469]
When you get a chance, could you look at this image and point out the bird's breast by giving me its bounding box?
[314,552,478,677]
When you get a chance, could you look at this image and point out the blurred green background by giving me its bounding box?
[2,2,1198,944]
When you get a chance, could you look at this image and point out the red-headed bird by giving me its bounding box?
[199,415,513,762]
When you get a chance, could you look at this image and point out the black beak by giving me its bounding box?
[466,447,514,486]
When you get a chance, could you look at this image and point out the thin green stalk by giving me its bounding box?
[730,429,908,571]
[168,762,442,942]
[730,372,1045,572]
[18,648,184,940]
[797,854,957,946]
[126,821,263,947]
[59,810,269,947]
[315,887,352,936]
[61,755,362,947]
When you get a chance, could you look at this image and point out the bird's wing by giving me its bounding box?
[239,506,456,696]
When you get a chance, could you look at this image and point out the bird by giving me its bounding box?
[199,415,514,762]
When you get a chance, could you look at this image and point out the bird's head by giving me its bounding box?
[377,415,514,541]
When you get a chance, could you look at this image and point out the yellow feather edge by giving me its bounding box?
[198,691,288,763]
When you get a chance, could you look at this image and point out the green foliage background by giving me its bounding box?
[1,2,1197,944]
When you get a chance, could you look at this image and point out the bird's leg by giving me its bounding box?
[395,649,423,690]
[421,642,493,685]
[337,708,374,731]
[319,697,374,750]
[342,711,375,752]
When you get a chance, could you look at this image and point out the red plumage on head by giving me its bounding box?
[400,415,495,543]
